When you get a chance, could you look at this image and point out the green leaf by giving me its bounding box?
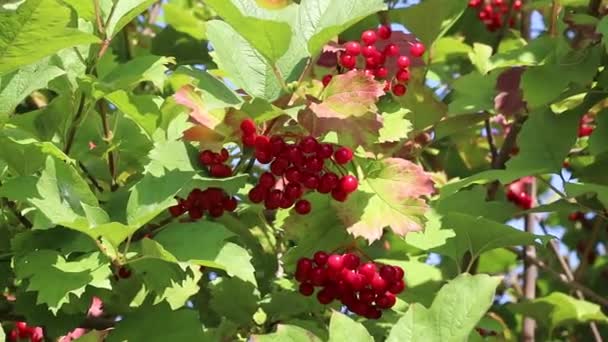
[105,0,158,38]
[0,0,99,75]
[448,71,498,115]
[377,258,444,307]
[435,186,517,222]
[432,213,546,266]
[565,182,608,208]
[589,110,608,156]
[252,325,322,342]
[105,90,162,137]
[378,103,412,143]
[405,210,455,251]
[334,158,434,243]
[390,0,467,47]
[387,274,501,342]
[506,109,579,174]
[107,303,206,342]
[204,0,292,63]
[163,2,207,40]
[152,221,257,285]
[0,57,64,119]
[172,66,243,110]
[98,55,174,95]
[207,20,282,101]
[329,311,373,342]
[297,0,385,57]
[508,292,608,330]
[281,193,351,269]
[126,170,194,228]
[14,251,111,313]
[210,278,259,325]
[0,319,5,341]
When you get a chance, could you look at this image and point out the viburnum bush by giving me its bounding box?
[2,0,608,341]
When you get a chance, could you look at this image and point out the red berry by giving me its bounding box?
[317,287,335,304]
[310,267,327,286]
[366,307,382,319]
[280,196,295,209]
[327,254,344,271]
[375,67,388,79]
[299,136,318,154]
[340,54,356,69]
[513,0,522,10]
[342,269,365,290]
[285,182,303,201]
[242,133,256,147]
[316,143,334,159]
[331,189,348,202]
[578,125,594,137]
[270,157,290,176]
[339,175,358,194]
[371,273,388,293]
[388,279,405,294]
[248,186,266,204]
[299,282,314,296]
[255,135,271,151]
[396,69,410,82]
[344,41,361,56]
[377,25,392,39]
[269,136,285,155]
[468,0,482,7]
[296,258,313,277]
[222,197,238,212]
[304,157,324,173]
[319,173,339,192]
[396,55,410,68]
[265,189,283,210]
[168,204,184,217]
[210,164,232,178]
[259,172,276,189]
[313,251,329,266]
[295,199,312,215]
[342,253,360,270]
[285,167,301,183]
[361,30,378,45]
[199,150,215,166]
[240,119,256,135]
[219,148,229,162]
[118,266,132,279]
[393,266,405,280]
[303,174,320,190]
[384,43,399,57]
[362,45,377,58]
[322,74,333,87]
[568,211,584,222]
[359,262,376,280]
[286,146,305,166]
[9,329,18,341]
[209,205,224,218]
[333,147,353,164]
[376,292,396,309]
[392,83,407,96]
[188,207,204,220]
[16,322,27,335]
[410,42,426,57]
[255,150,273,164]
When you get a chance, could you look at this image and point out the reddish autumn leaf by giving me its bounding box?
[333,158,434,243]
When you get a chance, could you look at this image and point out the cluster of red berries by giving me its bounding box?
[506,178,533,209]
[7,322,43,342]
[578,113,595,137]
[295,251,406,319]
[468,0,522,32]
[169,187,238,220]
[327,24,425,96]
[198,148,232,178]
[240,119,359,215]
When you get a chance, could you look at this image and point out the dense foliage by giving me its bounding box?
[1,0,608,341]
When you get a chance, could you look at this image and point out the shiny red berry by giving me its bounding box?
[344,41,362,56]
[295,199,312,215]
[392,83,407,96]
[361,30,378,45]
[333,147,353,164]
[339,175,358,194]
[397,55,410,68]
[322,74,333,86]
[240,119,256,135]
[299,283,314,296]
[410,42,426,57]
[377,25,391,39]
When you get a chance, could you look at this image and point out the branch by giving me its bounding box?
[539,221,604,342]
[64,94,87,154]
[589,0,601,16]
[79,162,104,192]
[97,101,118,191]
[484,118,498,163]
[522,179,537,341]
[507,247,608,307]
[549,0,561,37]
[1,198,32,229]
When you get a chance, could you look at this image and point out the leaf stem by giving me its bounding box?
[271,63,290,94]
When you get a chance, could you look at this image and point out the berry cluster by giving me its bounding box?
[199,148,232,178]
[240,119,359,215]
[295,251,405,319]
[468,0,522,32]
[506,177,533,209]
[578,113,595,137]
[329,24,425,96]
[7,322,43,342]
[169,187,238,220]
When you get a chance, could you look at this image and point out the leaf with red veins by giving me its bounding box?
[175,85,247,148]
[333,158,435,243]
[310,70,385,118]
[174,85,223,128]
[299,109,383,148]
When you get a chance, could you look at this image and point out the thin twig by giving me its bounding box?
[522,179,537,342]
[507,247,608,307]
[64,94,87,154]
[536,176,608,221]
[574,217,603,281]
[1,197,32,229]
[539,221,604,342]
[79,162,104,192]
[484,118,498,163]
[549,0,561,37]
[97,101,118,191]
